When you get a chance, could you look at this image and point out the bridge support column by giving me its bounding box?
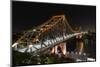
[62,42,67,55]
[76,34,84,55]
[51,42,67,56]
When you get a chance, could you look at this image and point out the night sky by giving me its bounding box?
[12,1,96,33]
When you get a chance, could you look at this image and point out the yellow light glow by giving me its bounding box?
[28,44,33,48]
[33,29,36,31]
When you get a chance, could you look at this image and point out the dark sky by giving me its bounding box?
[12,1,96,33]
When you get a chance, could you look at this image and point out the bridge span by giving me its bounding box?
[12,15,87,56]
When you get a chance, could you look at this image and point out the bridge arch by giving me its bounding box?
[12,15,85,55]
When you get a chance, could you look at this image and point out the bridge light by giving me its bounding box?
[54,39,56,43]
[63,35,67,39]
[79,35,82,38]
[40,28,44,31]
[35,39,39,42]
[87,58,95,61]
[45,25,51,27]
[44,41,49,45]
[83,53,86,56]
[51,39,54,44]
[67,51,69,54]
[75,52,78,55]
[51,47,55,54]
[28,44,33,48]
[12,42,18,47]
[33,29,36,31]
[56,37,60,41]
[71,51,74,54]
[79,52,82,55]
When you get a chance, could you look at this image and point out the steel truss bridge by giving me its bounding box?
[12,15,87,56]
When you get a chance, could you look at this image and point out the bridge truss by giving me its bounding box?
[12,15,86,55]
